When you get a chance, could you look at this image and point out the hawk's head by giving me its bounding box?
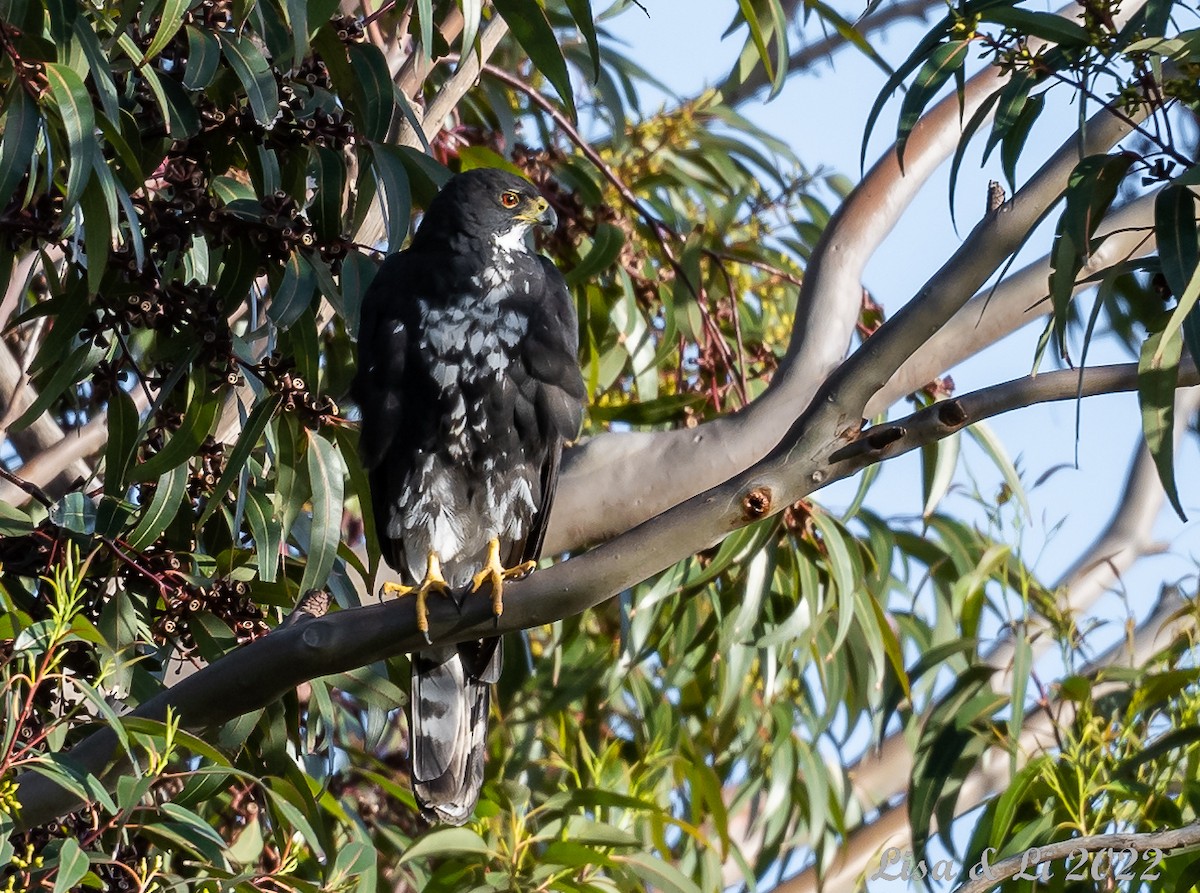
[412,169,557,253]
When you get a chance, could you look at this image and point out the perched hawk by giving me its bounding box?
[352,169,586,824]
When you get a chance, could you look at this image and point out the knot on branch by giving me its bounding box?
[937,399,968,427]
[742,486,773,521]
[281,589,332,629]
[828,425,905,463]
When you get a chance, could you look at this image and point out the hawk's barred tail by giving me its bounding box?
[410,642,502,825]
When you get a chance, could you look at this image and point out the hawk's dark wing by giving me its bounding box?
[354,251,412,476]
[502,256,585,568]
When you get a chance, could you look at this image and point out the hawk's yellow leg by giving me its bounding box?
[383,551,451,643]
[471,538,535,617]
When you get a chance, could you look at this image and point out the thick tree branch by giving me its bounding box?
[549,0,1147,554]
[549,32,1010,552]
[827,362,1200,479]
[951,822,1200,893]
[13,353,1192,829]
[865,190,1162,415]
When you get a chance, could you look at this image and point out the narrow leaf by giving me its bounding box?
[896,40,970,168]
[0,87,39,205]
[348,43,396,142]
[218,32,279,127]
[299,431,345,595]
[183,26,222,90]
[1156,183,1199,303]
[1138,326,1186,520]
[198,394,282,526]
[371,143,413,253]
[103,389,139,497]
[127,464,188,550]
[42,62,95,208]
[145,0,190,60]
[52,838,89,893]
[398,827,492,864]
[492,0,577,120]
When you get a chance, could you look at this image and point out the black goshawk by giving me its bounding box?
[352,168,585,824]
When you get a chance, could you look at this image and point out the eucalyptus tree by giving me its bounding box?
[2,1,1199,891]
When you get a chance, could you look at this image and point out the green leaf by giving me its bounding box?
[244,489,283,582]
[564,0,600,81]
[415,0,433,61]
[920,428,959,519]
[132,377,222,481]
[981,6,1091,46]
[285,0,313,70]
[145,0,190,60]
[218,32,280,127]
[46,0,78,45]
[398,826,492,864]
[737,0,775,87]
[103,389,139,497]
[348,43,396,142]
[299,431,345,595]
[199,394,282,526]
[565,222,625,286]
[492,0,577,120]
[80,167,115,294]
[42,62,96,209]
[183,26,222,91]
[0,87,39,206]
[269,251,318,329]
[0,500,34,536]
[860,12,956,169]
[1157,262,1200,368]
[52,837,90,893]
[999,91,1043,191]
[948,90,999,231]
[1156,184,1199,305]
[73,19,120,125]
[310,145,347,241]
[616,852,703,893]
[459,0,483,66]
[264,779,327,861]
[896,40,969,169]
[1048,153,1136,354]
[371,143,413,253]
[127,464,188,549]
[1139,325,1186,520]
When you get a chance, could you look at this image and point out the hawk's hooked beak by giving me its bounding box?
[519,196,557,231]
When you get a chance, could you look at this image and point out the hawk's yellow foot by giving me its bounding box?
[383,551,451,644]
[471,538,535,618]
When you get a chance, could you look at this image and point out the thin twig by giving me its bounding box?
[0,465,53,507]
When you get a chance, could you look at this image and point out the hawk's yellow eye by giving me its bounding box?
[500,191,520,209]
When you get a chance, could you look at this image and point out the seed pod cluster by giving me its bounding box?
[0,180,64,250]
[187,436,226,499]
[330,14,366,44]
[153,577,269,651]
[139,405,185,463]
[252,352,340,428]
